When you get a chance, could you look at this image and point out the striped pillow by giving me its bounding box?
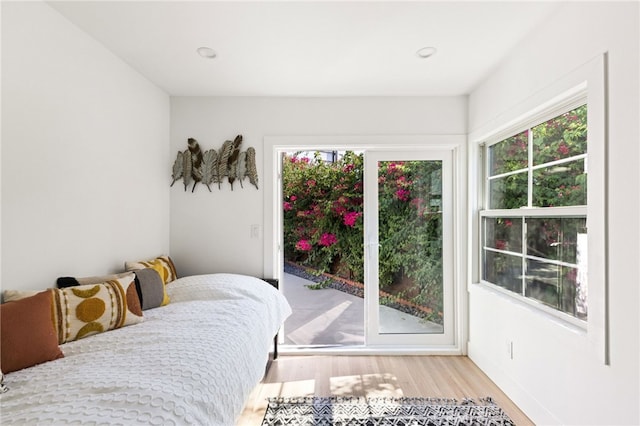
[52,273,144,344]
[125,255,177,285]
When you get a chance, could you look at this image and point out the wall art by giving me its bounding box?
[171,135,258,192]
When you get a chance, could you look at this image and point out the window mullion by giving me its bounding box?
[527,128,533,208]
[482,145,488,210]
[481,207,587,218]
[522,218,527,297]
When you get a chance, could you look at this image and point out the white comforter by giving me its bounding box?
[0,274,292,425]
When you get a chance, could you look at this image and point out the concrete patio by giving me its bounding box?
[281,272,442,346]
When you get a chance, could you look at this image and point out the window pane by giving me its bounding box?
[378,160,445,334]
[488,130,528,176]
[532,159,587,207]
[532,105,587,165]
[483,250,522,293]
[489,172,528,209]
[525,259,587,320]
[525,259,560,308]
[484,217,523,253]
[526,217,587,264]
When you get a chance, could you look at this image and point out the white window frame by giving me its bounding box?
[479,96,588,329]
[468,53,609,364]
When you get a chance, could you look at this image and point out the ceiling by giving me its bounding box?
[48,1,562,97]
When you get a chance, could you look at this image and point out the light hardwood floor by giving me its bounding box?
[238,355,532,425]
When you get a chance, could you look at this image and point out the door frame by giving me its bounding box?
[263,135,467,355]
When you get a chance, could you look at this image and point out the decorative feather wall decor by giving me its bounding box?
[200,149,218,192]
[217,139,233,190]
[170,151,184,187]
[182,149,193,192]
[235,151,247,189]
[245,147,259,190]
[227,135,242,189]
[170,135,258,192]
[187,138,203,192]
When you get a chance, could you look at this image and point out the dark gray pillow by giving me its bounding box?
[134,268,164,310]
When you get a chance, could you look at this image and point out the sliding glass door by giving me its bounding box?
[364,150,455,346]
[277,146,457,349]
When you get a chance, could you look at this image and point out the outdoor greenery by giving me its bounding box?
[488,105,587,209]
[282,151,444,323]
[282,151,365,283]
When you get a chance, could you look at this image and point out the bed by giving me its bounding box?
[0,273,292,425]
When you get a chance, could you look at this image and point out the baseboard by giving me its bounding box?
[468,341,561,425]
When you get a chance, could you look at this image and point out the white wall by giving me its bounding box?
[170,97,466,278]
[467,2,639,425]
[1,2,170,290]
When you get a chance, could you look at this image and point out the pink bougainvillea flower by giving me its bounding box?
[386,162,405,175]
[395,189,410,201]
[319,233,338,247]
[350,196,363,206]
[295,239,312,251]
[558,143,570,155]
[290,195,297,201]
[343,164,355,173]
[307,179,316,187]
[310,205,324,219]
[343,211,362,227]
[283,202,292,211]
[333,201,347,216]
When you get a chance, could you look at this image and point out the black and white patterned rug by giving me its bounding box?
[261,396,515,426]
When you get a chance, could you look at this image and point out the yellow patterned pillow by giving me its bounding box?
[124,255,177,285]
[124,255,176,306]
[52,273,144,344]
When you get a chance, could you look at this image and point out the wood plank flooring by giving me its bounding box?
[237,355,533,425]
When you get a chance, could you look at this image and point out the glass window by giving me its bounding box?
[481,104,588,321]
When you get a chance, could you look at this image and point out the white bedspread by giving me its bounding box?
[0,274,291,425]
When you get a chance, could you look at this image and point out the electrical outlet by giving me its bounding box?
[250,224,260,239]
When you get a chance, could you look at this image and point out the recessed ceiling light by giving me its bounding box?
[416,46,437,59]
[196,47,217,59]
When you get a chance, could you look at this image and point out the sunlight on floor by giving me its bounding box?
[241,379,317,423]
[330,374,403,398]
[286,300,353,344]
